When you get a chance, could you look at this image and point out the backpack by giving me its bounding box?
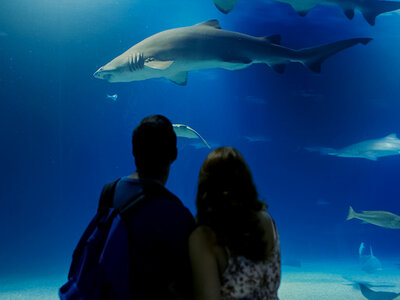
[59,178,149,300]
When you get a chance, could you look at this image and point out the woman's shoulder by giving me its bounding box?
[258,211,279,253]
[190,225,230,276]
[189,225,218,248]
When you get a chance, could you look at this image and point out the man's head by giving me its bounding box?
[132,115,177,180]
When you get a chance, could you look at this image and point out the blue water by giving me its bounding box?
[1,0,400,296]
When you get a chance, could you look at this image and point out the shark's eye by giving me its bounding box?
[104,74,112,80]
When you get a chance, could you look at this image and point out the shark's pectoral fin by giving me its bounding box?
[264,34,281,45]
[297,10,310,17]
[343,9,355,20]
[213,0,238,14]
[271,64,286,74]
[167,72,188,86]
[364,155,377,161]
[287,1,315,16]
[145,60,174,70]
[361,10,377,26]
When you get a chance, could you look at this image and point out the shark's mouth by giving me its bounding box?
[103,74,112,81]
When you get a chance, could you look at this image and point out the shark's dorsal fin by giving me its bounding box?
[385,133,398,139]
[167,72,188,86]
[145,60,173,70]
[195,20,222,29]
[264,34,281,45]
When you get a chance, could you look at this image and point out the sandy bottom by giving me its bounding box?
[1,264,399,299]
[279,263,400,300]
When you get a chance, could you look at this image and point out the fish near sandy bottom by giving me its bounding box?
[347,206,400,229]
[359,242,382,274]
[306,133,400,161]
[173,124,211,149]
[93,20,372,86]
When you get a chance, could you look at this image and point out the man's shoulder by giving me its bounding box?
[118,178,192,217]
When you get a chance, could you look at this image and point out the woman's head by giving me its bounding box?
[196,147,267,261]
[196,147,259,213]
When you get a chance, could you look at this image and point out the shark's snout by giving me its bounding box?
[93,67,113,81]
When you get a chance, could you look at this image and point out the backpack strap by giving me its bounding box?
[98,178,121,211]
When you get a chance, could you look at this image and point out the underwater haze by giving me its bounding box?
[1,0,400,299]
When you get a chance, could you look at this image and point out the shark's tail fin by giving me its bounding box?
[347,206,357,220]
[298,38,372,73]
[357,283,373,299]
[361,1,400,26]
[213,0,239,14]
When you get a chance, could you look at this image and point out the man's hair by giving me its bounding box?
[132,115,177,177]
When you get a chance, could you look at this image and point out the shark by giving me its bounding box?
[347,206,400,229]
[358,283,400,300]
[359,242,382,273]
[211,0,400,25]
[275,0,400,25]
[93,20,371,86]
[307,133,400,161]
[173,124,211,149]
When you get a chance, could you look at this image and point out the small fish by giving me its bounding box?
[359,242,382,274]
[347,206,400,229]
[316,199,330,206]
[107,94,118,101]
[244,96,267,105]
[173,124,211,149]
[243,136,271,143]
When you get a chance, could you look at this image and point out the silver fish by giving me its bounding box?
[347,206,400,229]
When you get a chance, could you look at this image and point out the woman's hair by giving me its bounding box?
[196,147,269,262]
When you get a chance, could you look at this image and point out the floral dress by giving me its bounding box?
[220,226,281,300]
